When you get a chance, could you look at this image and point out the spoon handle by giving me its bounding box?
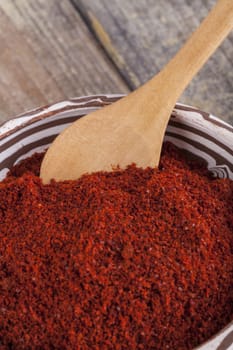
[156,0,233,102]
[40,0,233,182]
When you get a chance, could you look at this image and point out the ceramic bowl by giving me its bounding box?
[0,95,232,349]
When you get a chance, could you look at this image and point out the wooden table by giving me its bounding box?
[0,0,232,125]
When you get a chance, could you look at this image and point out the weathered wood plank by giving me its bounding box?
[0,0,129,123]
[72,0,233,124]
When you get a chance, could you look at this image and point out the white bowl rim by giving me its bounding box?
[0,94,232,140]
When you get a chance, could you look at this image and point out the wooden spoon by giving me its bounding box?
[40,0,233,183]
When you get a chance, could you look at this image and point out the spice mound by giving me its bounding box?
[0,143,232,350]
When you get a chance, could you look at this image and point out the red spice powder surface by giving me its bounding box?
[0,142,232,349]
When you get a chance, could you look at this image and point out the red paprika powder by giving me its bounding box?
[0,142,232,349]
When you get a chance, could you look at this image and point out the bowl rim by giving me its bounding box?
[0,94,232,141]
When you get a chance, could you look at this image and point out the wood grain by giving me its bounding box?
[72,0,233,124]
[0,0,129,123]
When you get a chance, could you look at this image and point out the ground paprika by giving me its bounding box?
[0,142,232,349]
